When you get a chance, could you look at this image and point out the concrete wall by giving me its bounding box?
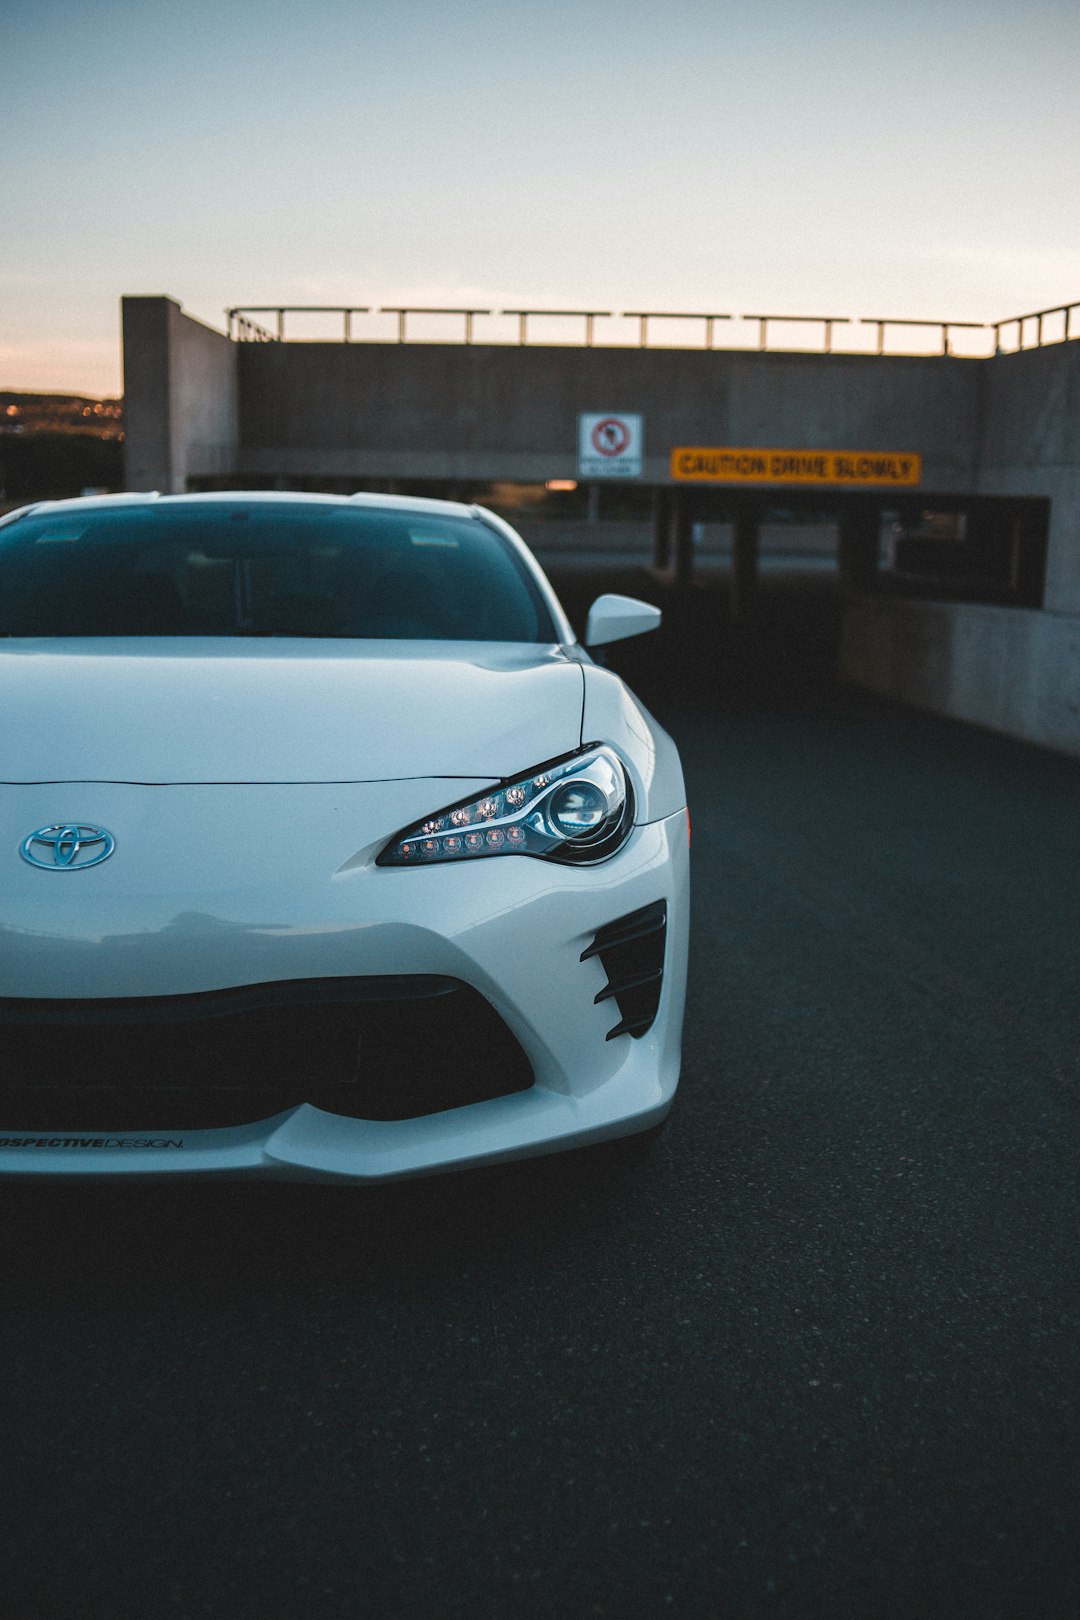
[514,519,837,556]
[837,340,1080,758]
[840,597,1080,758]
[513,520,654,555]
[122,298,237,493]
[236,341,982,491]
[976,341,1080,612]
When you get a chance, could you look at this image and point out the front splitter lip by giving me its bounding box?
[0,1054,678,1184]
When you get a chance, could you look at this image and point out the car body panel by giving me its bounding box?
[0,809,688,1181]
[0,640,584,785]
[580,663,686,824]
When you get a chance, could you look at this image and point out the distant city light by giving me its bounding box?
[546,479,577,491]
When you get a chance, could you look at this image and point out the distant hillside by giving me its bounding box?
[1,391,123,438]
[0,393,125,503]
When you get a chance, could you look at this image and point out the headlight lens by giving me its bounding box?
[378,744,633,867]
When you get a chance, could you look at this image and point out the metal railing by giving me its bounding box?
[501,309,612,346]
[231,312,276,342]
[225,298,1080,357]
[993,300,1080,351]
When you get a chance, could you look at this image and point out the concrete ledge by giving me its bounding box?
[840,596,1080,758]
[513,521,653,554]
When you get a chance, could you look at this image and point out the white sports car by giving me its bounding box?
[0,492,688,1181]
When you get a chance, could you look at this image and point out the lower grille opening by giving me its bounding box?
[582,900,667,1040]
[0,978,534,1130]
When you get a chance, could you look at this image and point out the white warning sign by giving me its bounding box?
[578,413,644,478]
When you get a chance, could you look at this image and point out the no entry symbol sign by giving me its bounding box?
[591,417,631,457]
[578,413,643,478]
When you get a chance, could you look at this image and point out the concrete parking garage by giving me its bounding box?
[121,294,1080,759]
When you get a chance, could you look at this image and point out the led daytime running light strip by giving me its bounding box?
[380,746,631,867]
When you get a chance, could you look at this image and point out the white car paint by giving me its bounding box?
[0,641,586,786]
[585,593,663,648]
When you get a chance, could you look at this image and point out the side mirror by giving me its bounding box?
[584,593,662,648]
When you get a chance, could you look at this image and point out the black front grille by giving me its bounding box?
[582,901,667,1040]
[0,977,533,1130]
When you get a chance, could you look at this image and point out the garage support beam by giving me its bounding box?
[731,508,760,622]
[838,503,880,594]
[672,494,695,586]
[652,489,672,570]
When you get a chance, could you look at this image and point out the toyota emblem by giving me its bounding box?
[20,824,116,871]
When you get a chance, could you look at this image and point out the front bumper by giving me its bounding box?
[0,1052,676,1183]
[0,784,688,1181]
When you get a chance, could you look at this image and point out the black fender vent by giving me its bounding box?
[581,900,667,1041]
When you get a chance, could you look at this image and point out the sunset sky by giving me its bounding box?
[4,0,1080,395]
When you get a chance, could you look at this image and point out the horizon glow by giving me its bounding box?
[4,0,1080,394]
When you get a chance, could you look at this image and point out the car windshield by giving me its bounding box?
[0,501,557,641]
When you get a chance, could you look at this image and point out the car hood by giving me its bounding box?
[0,639,585,784]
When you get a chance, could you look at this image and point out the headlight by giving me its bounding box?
[378,744,633,867]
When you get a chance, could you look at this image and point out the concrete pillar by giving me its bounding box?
[586,481,600,524]
[672,492,695,586]
[838,502,879,594]
[121,298,177,491]
[652,488,672,570]
[122,296,238,493]
[731,506,760,622]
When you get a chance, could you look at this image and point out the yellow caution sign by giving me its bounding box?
[670,447,922,486]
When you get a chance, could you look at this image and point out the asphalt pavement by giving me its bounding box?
[3,561,1080,1620]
